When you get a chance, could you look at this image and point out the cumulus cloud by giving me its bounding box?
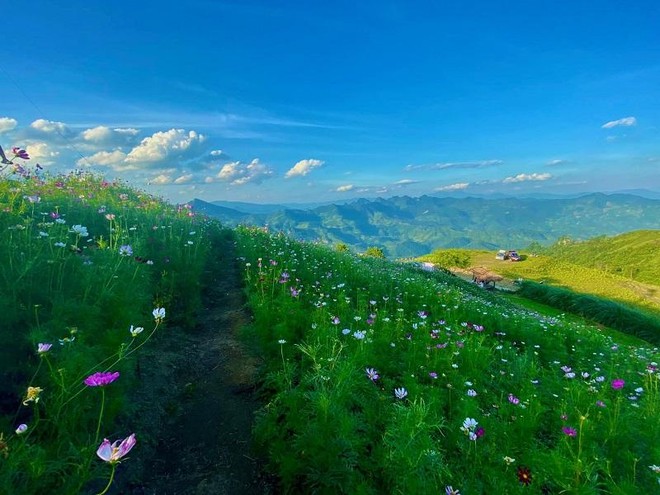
[209,159,274,186]
[601,116,636,129]
[336,184,354,192]
[81,126,139,146]
[502,172,552,184]
[210,149,225,156]
[0,117,18,134]
[151,174,173,185]
[435,182,470,191]
[25,142,60,164]
[125,129,205,165]
[285,158,324,178]
[30,119,72,136]
[77,150,128,167]
[405,159,502,172]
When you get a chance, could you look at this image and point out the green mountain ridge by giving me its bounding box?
[193,193,660,257]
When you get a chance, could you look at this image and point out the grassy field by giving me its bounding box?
[420,248,660,312]
[545,230,660,285]
[2,154,659,494]
[236,227,660,493]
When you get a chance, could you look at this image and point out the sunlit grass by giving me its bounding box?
[237,227,660,493]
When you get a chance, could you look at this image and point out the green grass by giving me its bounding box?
[0,169,213,494]
[420,246,660,312]
[236,226,660,494]
[545,230,660,285]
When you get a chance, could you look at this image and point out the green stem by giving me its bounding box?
[95,388,105,445]
[96,464,116,495]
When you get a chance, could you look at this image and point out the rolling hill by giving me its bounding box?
[193,193,660,257]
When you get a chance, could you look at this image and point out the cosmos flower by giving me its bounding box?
[611,378,625,390]
[96,434,136,464]
[365,367,379,381]
[394,387,408,400]
[129,325,144,337]
[70,224,89,237]
[517,466,532,485]
[84,371,120,387]
[22,387,43,405]
[152,307,166,322]
[37,343,52,354]
[119,245,133,256]
[15,424,28,435]
[562,426,577,437]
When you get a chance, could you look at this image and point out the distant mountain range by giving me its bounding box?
[192,193,660,258]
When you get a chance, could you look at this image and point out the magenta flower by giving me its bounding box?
[508,393,520,405]
[96,433,136,464]
[12,147,29,160]
[611,378,625,390]
[84,371,120,387]
[562,426,577,437]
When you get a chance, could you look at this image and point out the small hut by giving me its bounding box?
[470,267,504,288]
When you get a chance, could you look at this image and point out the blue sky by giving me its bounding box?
[1,1,659,203]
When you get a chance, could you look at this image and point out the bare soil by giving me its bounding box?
[114,230,276,495]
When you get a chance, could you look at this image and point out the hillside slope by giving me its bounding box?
[194,194,660,257]
[545,230,660,285]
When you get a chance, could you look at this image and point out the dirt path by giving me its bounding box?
[118,230,275,494]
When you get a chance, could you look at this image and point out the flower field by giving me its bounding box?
[0,152,212,493]
[1,146,659,494]
[236,227,660,494]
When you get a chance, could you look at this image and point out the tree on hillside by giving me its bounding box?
[428,249,471,269]
[336,243,349,253]
[364,246,385,258]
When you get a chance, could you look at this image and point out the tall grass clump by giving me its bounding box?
[236,226,660,494]
[518,281,660,345]
[0,149,212,494]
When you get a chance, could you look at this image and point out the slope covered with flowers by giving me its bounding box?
[0,159,212,493]
[237,227,660,494]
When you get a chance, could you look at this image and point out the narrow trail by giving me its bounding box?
[119,230,275,495]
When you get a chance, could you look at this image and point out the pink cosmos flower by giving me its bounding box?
[84,371,120,387]
[37,343,52,354]
[96,433,136,464]
[508,393,520,405]
[562,426,577,437]
[611,378,625,390]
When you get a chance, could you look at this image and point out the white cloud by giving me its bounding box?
[0,117,18,134]
[405,160,502,172]
[392,179,418,185]
[601,116,636,129]
[151,174,173,185]
[125,129,205,164]
[174,174,193,184]
[77,150,127,167]
[30,119,71,136]
[210,159,274,186]
[336,184,354,192]
[81,126,139,145]
[546,159,567,166]
[502,173,552,184]
[435,182,470,191]
[285,158,324,178]
[25,142,59,164]
[210,149,225,156]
